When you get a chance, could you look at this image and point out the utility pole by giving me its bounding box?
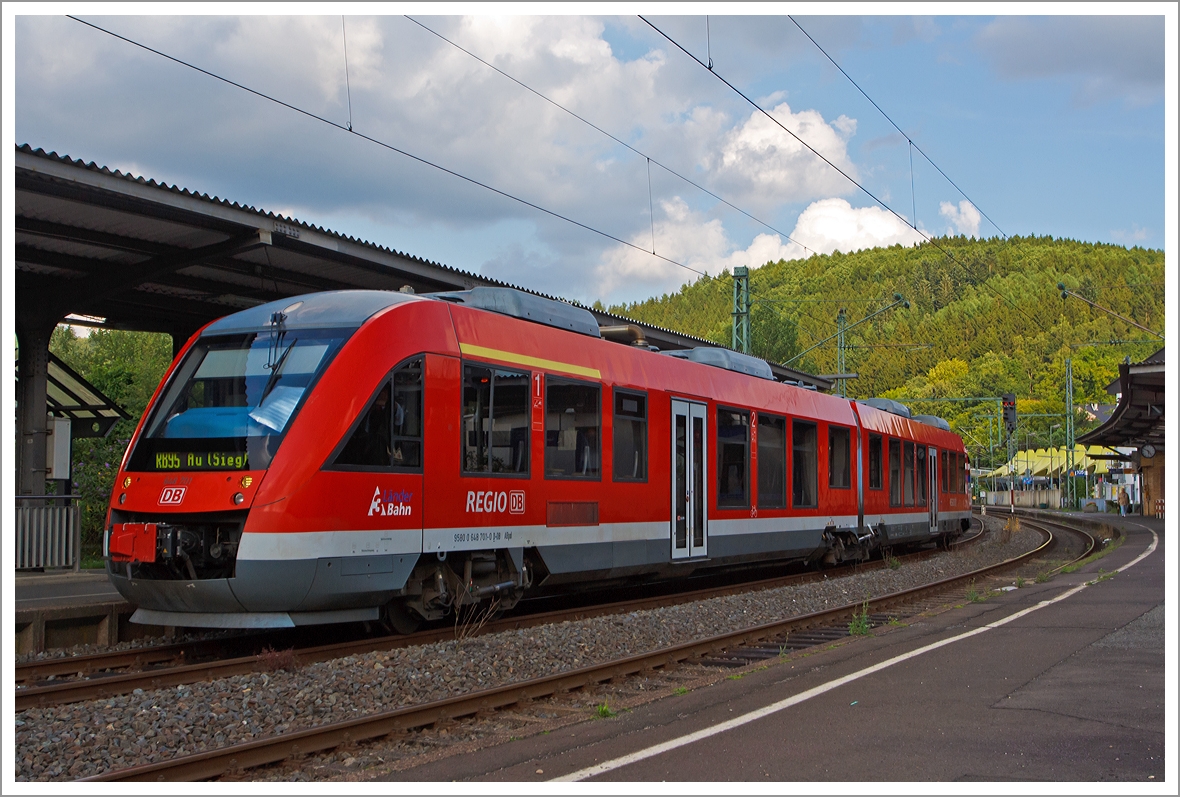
[732,266,750,354]
[836,307,847,397]
[1064,358,1076,511]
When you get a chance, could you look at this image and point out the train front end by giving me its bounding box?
[104,291,417,629]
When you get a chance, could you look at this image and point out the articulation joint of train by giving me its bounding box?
[104,287,972,631]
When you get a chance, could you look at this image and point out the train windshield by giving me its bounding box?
[129,328,347,471]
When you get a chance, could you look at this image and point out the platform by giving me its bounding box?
[14,569,136,654]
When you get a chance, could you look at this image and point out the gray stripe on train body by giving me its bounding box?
[229,559,318,612]
[537,529,826,581]
[295,555,419,612]
[708,527,825,560]
[233,555,417,612]
[108,569,247,613]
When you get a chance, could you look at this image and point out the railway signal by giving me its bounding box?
[1002,393,1017,435]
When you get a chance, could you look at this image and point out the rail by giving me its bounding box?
[15,495,81,571]
[17,527,983,708]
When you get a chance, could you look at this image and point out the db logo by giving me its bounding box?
[158,486,187,506]
[509,490,525,514]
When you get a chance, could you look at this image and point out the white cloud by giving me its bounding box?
[787,198,926,255]
[706,102,859,208]
[939,200,981,237]
[1110,224,1149,244]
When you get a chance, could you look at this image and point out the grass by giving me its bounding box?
[966,580,984,603]
[848,600,872,636]
[79,544,105,569]
[1089,569,1116,585]
[1015,576,1026,588]
[888,556,901,570]
[1035,572,1050,583]
[673,687,689,696]
[594,701,617,719]
[887,617,906,627]
[1060,532,1126,574]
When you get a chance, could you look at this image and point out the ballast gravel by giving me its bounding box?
[15,523,1039,781]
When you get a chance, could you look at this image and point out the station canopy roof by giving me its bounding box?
[1077,348,1164,451]
[983,445,1124,478]
[13,350,132,439]
[14,144,830,390]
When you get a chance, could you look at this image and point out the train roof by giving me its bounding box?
[202,291,420,336]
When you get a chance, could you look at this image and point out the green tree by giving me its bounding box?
[50,326,173,548]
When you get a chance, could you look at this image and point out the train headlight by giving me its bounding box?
[232,492,245,505]
[122,477,131,489]
[118,493,126,504]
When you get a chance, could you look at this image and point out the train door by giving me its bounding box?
[928,447,938,532]
[671,399,708,559]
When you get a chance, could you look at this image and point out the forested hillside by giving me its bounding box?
[606,235,1164,470]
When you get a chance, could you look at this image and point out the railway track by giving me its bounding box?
[73,514,1096,782]
[15,519,986,711]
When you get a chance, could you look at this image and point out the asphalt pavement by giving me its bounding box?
[14,569,122,610]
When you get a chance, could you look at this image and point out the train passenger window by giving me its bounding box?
[828,426,851,489]
[903,442,915,506]
[792,420,818,508]
[757,413,787,509]
[868,434,883,490]
[941,450,948,493]
[545,378,600,479]
[889,439,902,506]
[613,389,647,482]
[916,445,927,505]
[463,364,530,475]
[333,357,424,470]
[717,408,750,508]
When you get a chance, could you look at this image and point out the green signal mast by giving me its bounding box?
[732,266,750,354]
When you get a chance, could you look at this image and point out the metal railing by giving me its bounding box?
[15,496,81,571]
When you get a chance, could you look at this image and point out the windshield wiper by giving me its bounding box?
[260,338,296,403]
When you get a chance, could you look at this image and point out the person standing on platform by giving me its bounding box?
[1118,487,1130,517]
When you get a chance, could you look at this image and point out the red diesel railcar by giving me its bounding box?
[105,288,971,630]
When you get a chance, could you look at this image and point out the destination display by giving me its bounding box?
[153,450,249,470]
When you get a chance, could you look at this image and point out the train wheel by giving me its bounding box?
[384,601,422,635]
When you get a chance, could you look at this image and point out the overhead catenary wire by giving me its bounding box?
[403,15,815,257]
[640,15,1037,326]
[69,15,709,279]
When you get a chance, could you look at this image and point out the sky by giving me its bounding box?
[7,6,1173,308]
